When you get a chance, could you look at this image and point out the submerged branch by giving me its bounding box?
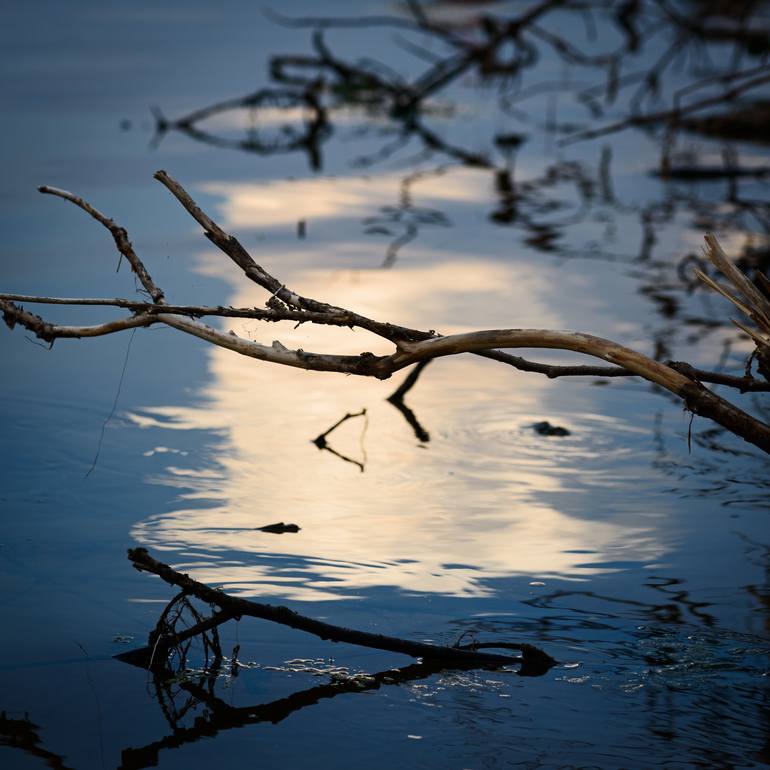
[126,547,557,671]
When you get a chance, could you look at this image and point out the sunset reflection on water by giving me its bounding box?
[129,180,667,600]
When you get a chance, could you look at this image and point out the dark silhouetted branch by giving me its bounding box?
[387,360,431,442]
[126,547,556,670]
[562,73,770,145]
[312,408,368,471]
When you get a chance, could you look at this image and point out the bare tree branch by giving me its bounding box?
[4,293,767,392]
[0,301,155,341]
[127,547,556,671]
[38,185,165,304]
[3,173,769,454]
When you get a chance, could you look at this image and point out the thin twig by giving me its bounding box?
[38,186,165,304]
[85,328,136,477]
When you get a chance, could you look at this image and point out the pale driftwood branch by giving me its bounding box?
[153,170,310,312]
[0,293,423,338]
[4,292,769,392]
[3,173,769,453]
[157,312,383,375]
[38,185,165,304]
[2,293,763,394]
[700,234,770,338]
[395,331,770,453]
[7,298,768,450]
[0,300,156,341]
[127,547,556,671]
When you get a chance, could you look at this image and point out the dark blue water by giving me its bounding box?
[2,2,769,768]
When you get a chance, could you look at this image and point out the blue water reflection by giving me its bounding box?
[1,2,769,769]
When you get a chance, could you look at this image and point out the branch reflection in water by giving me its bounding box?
[151,1,770,315]
[0,712,75,770]
[118,657,511,770]
[311,408,368,472]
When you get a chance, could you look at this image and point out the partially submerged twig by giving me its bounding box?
[311,408,368,471]
[125,547,557,672]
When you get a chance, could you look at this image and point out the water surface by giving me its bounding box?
[1,2,769,768]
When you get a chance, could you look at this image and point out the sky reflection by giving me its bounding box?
[129,202,668,600]
[200,167,491,228]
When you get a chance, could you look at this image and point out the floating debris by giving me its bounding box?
[532,421,571,437]
[256,522,301,534]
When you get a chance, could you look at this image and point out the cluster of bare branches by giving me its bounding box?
[1,170,768,453]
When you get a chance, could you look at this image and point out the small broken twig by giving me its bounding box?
[312,408,368,471]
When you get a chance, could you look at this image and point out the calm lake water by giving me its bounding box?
[1,2,769,768]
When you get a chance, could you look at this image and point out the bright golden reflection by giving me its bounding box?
[200,167,492,228]
[130,173,668,600]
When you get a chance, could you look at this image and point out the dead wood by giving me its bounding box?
[1,171,769,454]
[38,185,165,304]
[125,547,557,673]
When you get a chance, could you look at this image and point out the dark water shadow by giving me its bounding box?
[0,711,76,770]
